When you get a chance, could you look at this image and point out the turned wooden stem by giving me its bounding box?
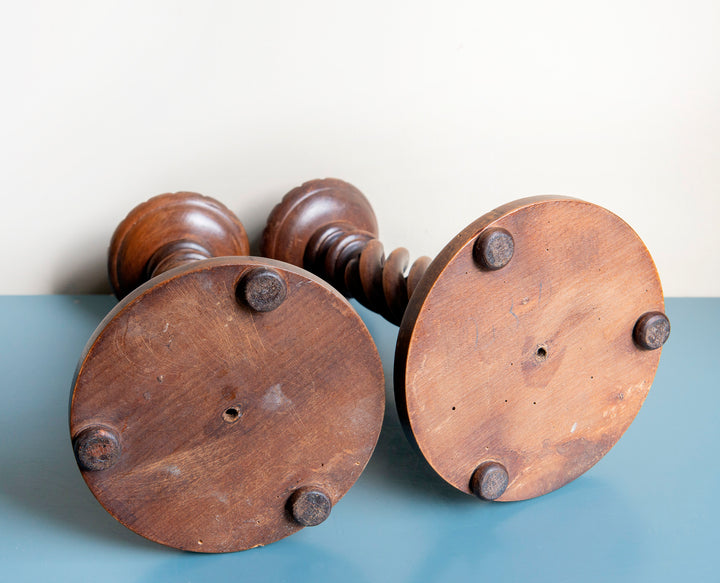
[108,192,250,299]
[262,179,431,325]
[145,239,214,279]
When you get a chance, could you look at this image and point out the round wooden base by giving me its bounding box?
[70,258,384,552]
[396,197,665,501]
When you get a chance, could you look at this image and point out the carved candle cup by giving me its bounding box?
[262,178,669,502]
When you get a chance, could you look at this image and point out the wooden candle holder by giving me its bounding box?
[262,178,670,502]
[70,192,384,552]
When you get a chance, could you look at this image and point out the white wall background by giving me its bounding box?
[1,0,718,295]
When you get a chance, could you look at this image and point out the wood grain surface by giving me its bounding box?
[264,179,668,502]
[396,197,665,500]
[72,192,384,552]
[71,257,384,552]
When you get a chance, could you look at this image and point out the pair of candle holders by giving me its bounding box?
[70,178,670,552]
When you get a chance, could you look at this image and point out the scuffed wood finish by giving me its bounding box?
[396,197,665,500]
[263,179,669,501]
[70,193,384,552]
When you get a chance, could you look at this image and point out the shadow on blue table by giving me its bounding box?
[0,296,151,549]
[0,296,655,582]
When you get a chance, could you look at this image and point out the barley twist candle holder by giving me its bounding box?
[262,178,670,502]
[70,192,384,552]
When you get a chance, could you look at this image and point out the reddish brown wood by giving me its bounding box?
[108,192,250,298]
[262,179,431,325]
[262,178,670,502]
[70,193,385,552]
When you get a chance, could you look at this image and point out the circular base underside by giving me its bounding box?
[71,258,384,552]
[396,197,665,501]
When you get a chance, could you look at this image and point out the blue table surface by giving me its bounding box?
[0,296,716,582]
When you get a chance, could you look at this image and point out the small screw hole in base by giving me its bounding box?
[536,346,548,361]
[222,406,241,423]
